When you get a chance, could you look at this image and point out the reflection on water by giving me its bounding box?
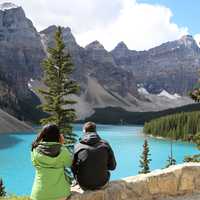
[0,134,24,149]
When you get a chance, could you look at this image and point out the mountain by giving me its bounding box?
[39,26,144,119]
[0,108,33,133]
[40,26,139,97]
[39,26,194,119]
[111,35,200,95]
[0,2,46,121]
[83,103,200,125]
[0,2,197,122]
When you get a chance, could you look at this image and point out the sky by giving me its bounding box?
[1,0,200,51]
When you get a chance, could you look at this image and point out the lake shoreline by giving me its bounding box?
[0,124,199,195]
[145,133,195,145]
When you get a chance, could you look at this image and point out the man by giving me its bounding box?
[72,122,116,190]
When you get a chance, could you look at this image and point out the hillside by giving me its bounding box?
[37,26,195,119]
[83,103,200,125]
[0,108,33,133]
[0,2,46,121]
[143,110,200,140]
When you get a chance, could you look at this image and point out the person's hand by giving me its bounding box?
[59,134,65,144]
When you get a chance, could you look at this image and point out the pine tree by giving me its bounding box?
[165,156,176,168]
[166,128,177,168]
[39,26,79,148]
[0,178,6,197]
[194,133,200,150]
[183,72,200,162]
[139,139,151,174]
[184,133,200,162]
[190,88,200,102]
[144,111,200,140]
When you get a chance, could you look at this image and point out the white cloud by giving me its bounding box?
[75,0,188,50]
[6,0,122,32]
[4,0,188,50]
[194,34,200,47]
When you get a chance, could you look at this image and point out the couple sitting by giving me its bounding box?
[31,122,116,200]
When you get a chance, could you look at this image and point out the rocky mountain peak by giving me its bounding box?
[111,41,133,59]
[84,40,116,64]
[40,25,57,34]
[0,2,39,43]
[61,27,77,44]
[114,41,128,51]
[40,25,78,49]
[63,26,71,33]
[0,2,20,11]
[0,1,45,82]
[180,35,194,42]
[41,26,74,40]
[85,40,105,50]
[178,35,199,49]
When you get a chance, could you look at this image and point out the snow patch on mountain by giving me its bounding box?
[0,2,19,11]
[138,87,149,95]
[158,90,181,100]
[174,93,181,98]
[28,78,36,93]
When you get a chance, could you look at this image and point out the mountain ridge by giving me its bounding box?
[0,2,197,121]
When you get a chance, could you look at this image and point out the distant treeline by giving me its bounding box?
[144,111,200,140]
[83,103,200,125]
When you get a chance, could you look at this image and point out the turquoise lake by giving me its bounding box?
[0,124,199,195]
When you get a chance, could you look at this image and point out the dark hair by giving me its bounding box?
[83,121,96,133]
[31,124,60,151]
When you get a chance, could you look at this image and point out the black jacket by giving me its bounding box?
[72,132,116,190]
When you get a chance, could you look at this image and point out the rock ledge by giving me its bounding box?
[70,163,200,200]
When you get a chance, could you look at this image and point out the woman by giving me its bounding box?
[31,124,72,200]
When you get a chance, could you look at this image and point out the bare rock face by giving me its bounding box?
[111,41,138,65]
[0,2,45,120]
[0,73,17,115]
[0,108,33,133]
[40,25,79,54]
[84,40,115,64]
[40,25,87,86]
[111,35,200,95]
[40,26,139,99]
[84,40,139,97]
[0,2,45,81]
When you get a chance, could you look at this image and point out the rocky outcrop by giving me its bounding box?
[40,25,88,87]
[40,26,144,119]
[70,163,200,200]
[111,35,200,95]
[111,41,137,65]
[85,40,116,65]
[0,2,45,121]
[0,108,33,133]
[40,26,139,98]
[0,2,45,84]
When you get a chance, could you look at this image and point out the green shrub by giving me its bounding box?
[0,179,6,197]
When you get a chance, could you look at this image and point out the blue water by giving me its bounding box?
[0,124,199,195]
